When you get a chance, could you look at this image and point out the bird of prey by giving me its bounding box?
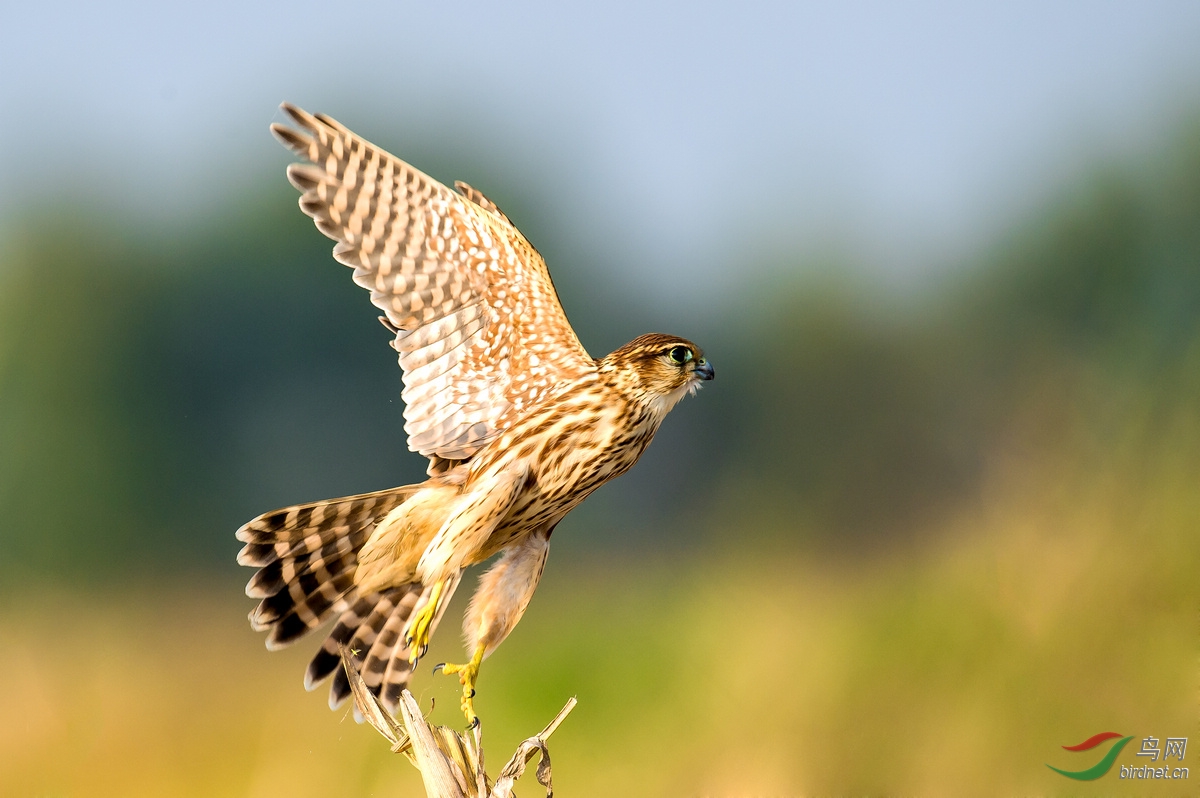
[237,103,714,725]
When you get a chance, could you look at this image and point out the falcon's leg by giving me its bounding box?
[404,466,529,670]
[436,529,551,725]
[404,579,447,665]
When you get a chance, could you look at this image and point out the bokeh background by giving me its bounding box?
[2,2,1199,795]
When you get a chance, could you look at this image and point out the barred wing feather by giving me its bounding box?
[271,103,593,461]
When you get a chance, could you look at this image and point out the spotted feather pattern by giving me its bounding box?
[271,104,593,461]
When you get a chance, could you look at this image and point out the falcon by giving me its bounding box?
[237,103,714,725]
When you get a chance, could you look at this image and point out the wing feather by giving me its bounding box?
[271,104,593,461]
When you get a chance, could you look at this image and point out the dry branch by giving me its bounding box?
[339,646,576,798]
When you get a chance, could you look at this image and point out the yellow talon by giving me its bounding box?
[438,644,485,726]
[404,580,445,666]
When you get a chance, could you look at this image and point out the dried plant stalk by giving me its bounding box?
[339,646,576,798]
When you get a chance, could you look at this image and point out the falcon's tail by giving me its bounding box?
[236,486,460,713]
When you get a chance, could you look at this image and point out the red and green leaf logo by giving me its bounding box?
[1047,732,1134,780]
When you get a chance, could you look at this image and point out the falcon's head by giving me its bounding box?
[600,333,715,414]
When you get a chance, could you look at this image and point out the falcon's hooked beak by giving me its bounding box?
[693,359,715,381]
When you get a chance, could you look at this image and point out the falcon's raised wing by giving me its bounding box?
[271,104,593,462]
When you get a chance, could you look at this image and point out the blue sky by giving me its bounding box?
[4,1,1199,296]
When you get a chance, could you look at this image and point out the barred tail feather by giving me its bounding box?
[311,572,460,713]
[236,485,456,714]
[309,583,422,711]
[375,572,459,710]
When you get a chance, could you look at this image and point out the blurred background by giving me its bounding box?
[2,2,1199,795]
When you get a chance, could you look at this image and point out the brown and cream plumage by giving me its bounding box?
[237,103,714,723]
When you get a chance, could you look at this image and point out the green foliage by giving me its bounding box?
[3,122,1200,580]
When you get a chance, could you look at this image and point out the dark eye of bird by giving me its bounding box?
[667,346,692,364]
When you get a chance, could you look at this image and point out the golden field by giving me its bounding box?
[3,413,1195,796]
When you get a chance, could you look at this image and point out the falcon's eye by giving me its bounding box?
[667,346,693,364]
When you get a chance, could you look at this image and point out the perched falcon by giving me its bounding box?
[237,103,714,724]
